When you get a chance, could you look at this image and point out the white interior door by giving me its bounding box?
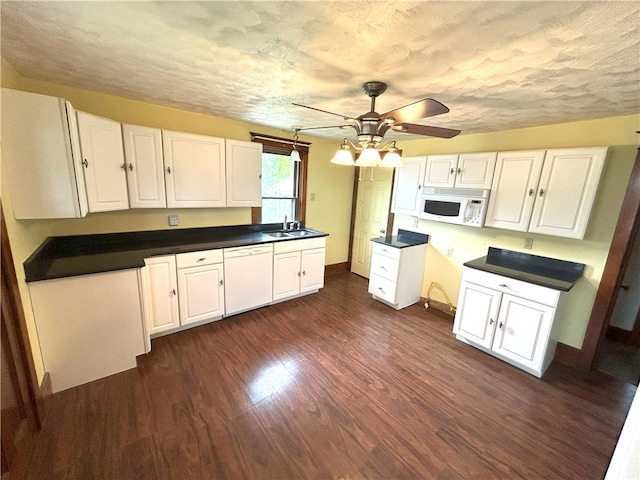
[351,167,393,278]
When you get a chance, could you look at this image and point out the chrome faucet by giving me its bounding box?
[283,215,287,230]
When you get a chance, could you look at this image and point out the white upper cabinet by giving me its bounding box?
[486,147,607,239]
[424,152,497,189]
[122,124,166,208]
[1,88,88,219]
[485,150,546,232]
[76,111,129,212]
[529,147,607,239]
[162,130,226,208]
[225,139,262,207]
[390,157,426,215]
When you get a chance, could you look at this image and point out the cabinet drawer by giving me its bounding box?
[371,242,401,260]
[368,273,397,304]
[176,249,223,269]
[462,267,560,307]
[273,236,326,254]
[370,253,399,281]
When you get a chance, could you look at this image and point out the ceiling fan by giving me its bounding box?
[292,81,461,167]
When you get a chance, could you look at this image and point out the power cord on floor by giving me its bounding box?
[424,281,457,314]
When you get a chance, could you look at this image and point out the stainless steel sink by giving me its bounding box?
[266,231,292,238]
[287,230,313,237]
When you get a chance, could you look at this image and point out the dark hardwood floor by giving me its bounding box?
[26,272,636,479]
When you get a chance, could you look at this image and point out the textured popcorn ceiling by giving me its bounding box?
[2,1,639,141]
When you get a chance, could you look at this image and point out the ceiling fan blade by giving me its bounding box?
[382,98,450,124]
[292,103,353,121]
[392,123,461,139]
[297,124,353,131]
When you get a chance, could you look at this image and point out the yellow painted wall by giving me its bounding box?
[1,59,355,383]
[393,116,640,348]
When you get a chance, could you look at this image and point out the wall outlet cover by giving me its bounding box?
[168,215,179,226]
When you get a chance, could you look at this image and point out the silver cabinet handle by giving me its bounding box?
[489,318,494,325]
[498,321,504,329]
[128,163,134,171]
[499,284,510,289]
[528,188,534,196]
[539,188,545,196]
[417,184,422,190]
[450,168,455,174]
[166,166,172,174]
[197,258,206,262]
[457,167,462,174]
[82,158,89,168]
[377,287,385,294]
[380,266,387,271]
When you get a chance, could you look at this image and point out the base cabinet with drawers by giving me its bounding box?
[368,241,427,310]
[453,266,563,377]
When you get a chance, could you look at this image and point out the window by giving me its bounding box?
[250,133,310,225]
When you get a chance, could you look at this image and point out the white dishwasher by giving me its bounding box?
[223,244,274,315]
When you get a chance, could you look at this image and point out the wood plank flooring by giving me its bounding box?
[25,272,636,479]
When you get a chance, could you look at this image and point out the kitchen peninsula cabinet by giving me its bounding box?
[485,147,607,239]
[1,88,89,219]
[273,237,326,301]
[76,111,130,212]
[162,130,226,208]
[28,269,147,393]
[122,124,167,208]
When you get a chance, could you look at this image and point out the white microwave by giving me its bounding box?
[419,187,490,227]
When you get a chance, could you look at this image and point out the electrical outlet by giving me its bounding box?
[524,237,534,249]
[168,215,179,226]
[310,192,316,201]
[446,247,453,257]
[413,218,419,228]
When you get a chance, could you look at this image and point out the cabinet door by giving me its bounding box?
[453,281,502,349]
[76,111,129,212]
[529,147,607,239]
[1,89,90,219]
[177,263,224,325]
[142,256,179,334]
[300,248,326,293]
[491,294,555,372]
[484,150,546,231]
[455,152,497,189]
[122,124,166,208]
[423,154,458,188]
[226,139,262,207]
[273,251,302,300]
[390,157,426,215]
[162,130,226,208]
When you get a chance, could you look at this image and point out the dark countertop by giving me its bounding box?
[371,229,429,248]
[24,223,328,282]
[464,247,585,291]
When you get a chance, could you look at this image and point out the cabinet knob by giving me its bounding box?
[302,270,306,276]
[418,184,422,190]
[128,163,134,171]
[539,188,545,197]
[457,168,462,174]
[379,228,385,234]
[219,280,223,286]
[499,284,510,289]
[528,188,534,196]
[197,258,206,262]
[166,166,172,174]
[378,287,385,294]
[259,173,262,179]
[171,288,176,296]
[82,158,89,168]
[120,163,126,170]
[297,271,301,277]
[489,318,494,325]
[450,168,455,175]
[498,321,504,329]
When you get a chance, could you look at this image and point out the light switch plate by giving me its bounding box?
[168,215,179,226]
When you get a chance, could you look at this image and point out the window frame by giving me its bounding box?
[250,132,310,225]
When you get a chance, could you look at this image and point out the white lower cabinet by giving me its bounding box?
[453,267,561,377]
[143,250,225,337]
[273,237,326,301]
[28,270,147,393]
[368,241,427,310]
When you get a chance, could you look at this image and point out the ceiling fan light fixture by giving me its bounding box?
[330,140,355,166]
[355,145,382,167]
[380,142,403,168]
[290,129,302,162]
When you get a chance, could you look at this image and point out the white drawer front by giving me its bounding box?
[371,241,401,260]
[370,253,399,282]
[462,267,560,307]
[273,236,326,254]
[176,249,223,269]
[368,273,397,304]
